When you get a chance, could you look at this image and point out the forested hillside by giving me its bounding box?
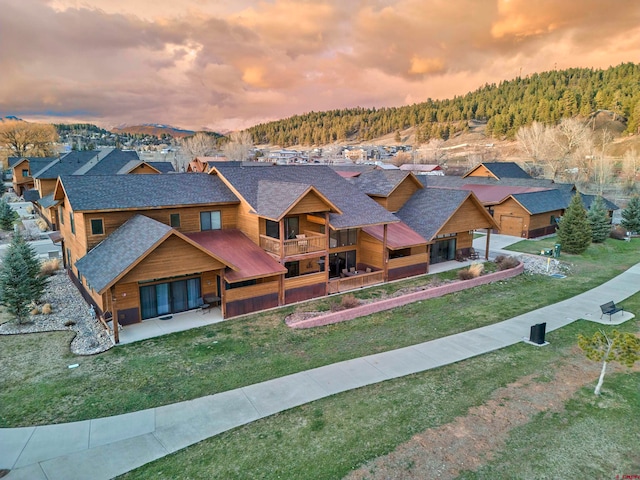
[249,63,640,147]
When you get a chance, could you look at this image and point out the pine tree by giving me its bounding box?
[0,234,47,323]
[621,195,640,234]
[557,194,592,254]
[587,196,611,243]
[0,200,18,231]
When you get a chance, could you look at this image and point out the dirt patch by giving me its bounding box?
[345,351,636,480]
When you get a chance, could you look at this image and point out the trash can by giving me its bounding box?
[529,322,547,345]
[553,244,561,258]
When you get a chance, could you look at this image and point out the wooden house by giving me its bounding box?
[9,156,58,196]
[53,164,508,342]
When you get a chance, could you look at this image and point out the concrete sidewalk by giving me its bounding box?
[2,262,639,479]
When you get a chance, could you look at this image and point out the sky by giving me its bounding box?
[1,0,640,132]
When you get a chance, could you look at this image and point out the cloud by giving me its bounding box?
[1,0,640,131]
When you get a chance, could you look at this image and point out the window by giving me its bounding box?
[59,206,64,225]
[284,261,299,278]
[22,169,29,177]
[69,212,75,234]
[200,211,221,231]
[265,217,299,239]
[170,213,181,228]
[90,218,104,235]
[66,248,71,268]
[266,219,279,239]
[330,228,357,248]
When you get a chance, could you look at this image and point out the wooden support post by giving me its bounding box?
[382,223,389,282]
[110,286,119,344]
[219,272,226,318]
[279,219,286,259]
[485,228,491,260]
[324,212,330,295]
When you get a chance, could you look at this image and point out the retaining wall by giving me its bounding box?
[288,262,524,329]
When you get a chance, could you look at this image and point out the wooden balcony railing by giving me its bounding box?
[327,270,384,294]
[260,233,326,257]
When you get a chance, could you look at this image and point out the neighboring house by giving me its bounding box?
[9,156,58,195]
[53,164,501,341]
[29,149,173,230]
[399,164,444,176]
[426,162,618,238]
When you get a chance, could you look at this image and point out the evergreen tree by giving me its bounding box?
[587,196,611,243]
[394,131,401,143]
[621,195,640,233]
[0,200,18,231]
[557,194,592,254]
[0,234,47,323]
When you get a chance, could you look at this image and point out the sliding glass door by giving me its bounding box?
[139,277,202,320]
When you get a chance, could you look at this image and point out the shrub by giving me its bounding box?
[496,255,520,270]
[41,303,52,314]
[610,225,628,240]
[468,262,484,277]
[340,294,360,309]
[458,268,475,280]
[36,218,48,232]
[40,258,60,276]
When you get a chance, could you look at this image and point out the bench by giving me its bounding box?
[600,301,624,321]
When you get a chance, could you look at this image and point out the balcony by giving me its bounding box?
[260,232,326,258]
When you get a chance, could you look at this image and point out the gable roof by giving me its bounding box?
[463,162,532,179]
[510,190,619,215]
[213,165,399,229]
[396,188,494,241]
[186,230,288,282]
[348,169,421,197]
[56,173,239,212]
[146,161,175,173]
[75,215,173,293]
[255,180,338,220]
[9,156,59,172]
[32,151,100,179]
[458,184,551,204]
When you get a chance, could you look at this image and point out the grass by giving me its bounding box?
[457,373,640,479]
[0,237,638,428]
[118,315,640,480]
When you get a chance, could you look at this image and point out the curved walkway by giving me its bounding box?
[2,256,639,479]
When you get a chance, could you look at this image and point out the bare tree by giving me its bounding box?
[180,132,218,159]
[222,131,254,161]
[620,149,639,194]
[516,121,550,163]
[321,143,341,164]
[0,121,58,158]
[593,128,614,193]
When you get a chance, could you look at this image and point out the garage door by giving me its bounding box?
[500,215,524,237]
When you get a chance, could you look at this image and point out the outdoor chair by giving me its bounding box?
[468,247,480,260]
[196,297,210,314]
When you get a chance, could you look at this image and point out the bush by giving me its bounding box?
[340,294,360,309]
[36,218,48,232]
[40,258,60,276]
[610,225,628,240]
[496,255,520,270]
[41,303,52,314]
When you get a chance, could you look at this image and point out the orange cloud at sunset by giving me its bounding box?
[1,0,639,131]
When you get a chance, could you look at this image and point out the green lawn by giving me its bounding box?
[0,237,638,428]
[118,314,640,480]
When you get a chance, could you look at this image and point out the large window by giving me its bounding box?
[265,217,299,239]
[200,211,221,231]
[170,213,181,228]
[69,211,75,234]
[90,218,104,235]
[285,261,299,278]
[140,277,201,320]
[329,250,356,278]
[330,228,357,248]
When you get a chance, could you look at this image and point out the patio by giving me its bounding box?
[110,306,224,345]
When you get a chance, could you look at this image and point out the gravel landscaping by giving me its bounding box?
[0,269,114,355]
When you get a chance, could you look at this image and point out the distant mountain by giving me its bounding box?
[111,124,196,138]
[0,115,23,122]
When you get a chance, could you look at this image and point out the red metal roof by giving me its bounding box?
[460,184,550,204]
[361,221,427,249]
[186,230,287,282]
